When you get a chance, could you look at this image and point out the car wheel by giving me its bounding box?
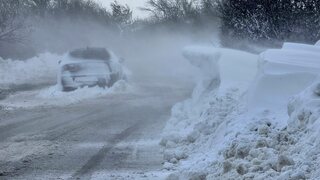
[97,78,107,88]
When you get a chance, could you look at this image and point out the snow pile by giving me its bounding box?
[208,80,320,180]
[183,46,258,89]
[160,47,257,178]
[182,46,221,101]
[248,42,319,115]
[160,86,247,174]
[161,44,320,179]
[0,53,59,87]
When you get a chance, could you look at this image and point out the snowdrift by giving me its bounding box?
[183,46,258,88]
[161,43,320,179]
[249,43,319,115]
[0,53,59,87]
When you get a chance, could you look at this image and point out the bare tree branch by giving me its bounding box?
[0,0,27,44]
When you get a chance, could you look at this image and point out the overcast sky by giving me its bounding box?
[94,0,149,18]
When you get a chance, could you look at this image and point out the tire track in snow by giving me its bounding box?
[70,123,140,180]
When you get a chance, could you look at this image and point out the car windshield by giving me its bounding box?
[69,47,111,61]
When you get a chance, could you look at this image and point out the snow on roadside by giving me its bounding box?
[0,80,131,109]
[0,53,59,87]
[159,47,257,178]
[208,80,320,180]
[38,80,129,99]
[160,85,248,174]
[160,45,320,179]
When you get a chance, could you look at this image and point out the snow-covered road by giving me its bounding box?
[0,80,192,179]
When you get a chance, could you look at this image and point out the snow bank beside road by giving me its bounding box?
[209,80,320,180]
[160,47,258,177]
[161,44,320,179]
[0,53,60,103]
[248,43,319,115]
[183,46,258,89]
[0,53,59,87]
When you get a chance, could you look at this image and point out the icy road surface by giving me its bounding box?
[0,80,192,179]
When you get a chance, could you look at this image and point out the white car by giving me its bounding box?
[58,47,126,91]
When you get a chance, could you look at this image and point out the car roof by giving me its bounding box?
[69,47,111,61]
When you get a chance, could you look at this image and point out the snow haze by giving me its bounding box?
[2,1,320,179]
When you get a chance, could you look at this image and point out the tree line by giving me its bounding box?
[143,0,320,46]
[1,0,320,58]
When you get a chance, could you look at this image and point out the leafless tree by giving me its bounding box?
[0,0,27,43]
[141,0,200,23]
[111,1,132,25]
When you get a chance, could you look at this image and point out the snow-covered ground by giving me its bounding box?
[161,44,320,179]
